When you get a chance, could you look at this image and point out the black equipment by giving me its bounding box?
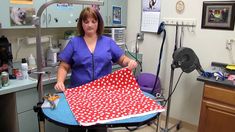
[162,47,204,132]
[0,35,13,75]
[172,47,204,74]
[157,22,166,35]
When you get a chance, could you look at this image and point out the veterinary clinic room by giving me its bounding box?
[1,0,235,132]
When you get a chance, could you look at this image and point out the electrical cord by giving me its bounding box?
[124,43,143,72]
[163,71,184,107]
[152,29,166,95]
[125,126,139,131]
[134,38,138,75]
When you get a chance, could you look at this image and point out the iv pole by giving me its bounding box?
[33,1,103,132]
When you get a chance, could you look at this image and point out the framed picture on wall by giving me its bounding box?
[201,1,235,30]
[10,7,35,26]
[112,6,121,24]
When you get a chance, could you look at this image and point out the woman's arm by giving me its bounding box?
[54,61,70,91]
[117,55,138,70]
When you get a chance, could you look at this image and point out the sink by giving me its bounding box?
[29,66,58,81]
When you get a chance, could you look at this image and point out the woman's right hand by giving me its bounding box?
[54,81,66,92]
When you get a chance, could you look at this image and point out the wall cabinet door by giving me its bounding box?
[107,0,127,27]
[0,0,83,28]
[0,0,127,28]
[46,3,83,27]
[98,0,108,26]
[86,0,127,27]
[0,0,9,28]
[29,0,83,28]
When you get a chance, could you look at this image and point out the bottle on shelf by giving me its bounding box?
[46,37,59,67]
[21,58,28,80]
[28,54,36,69]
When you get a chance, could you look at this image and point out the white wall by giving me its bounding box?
[126,0,235,125]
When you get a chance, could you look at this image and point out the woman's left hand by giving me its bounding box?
[127,60,138,70]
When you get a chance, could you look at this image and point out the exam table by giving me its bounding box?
[41,92,161,130]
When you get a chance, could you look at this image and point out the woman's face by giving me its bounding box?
[82,17,98,36]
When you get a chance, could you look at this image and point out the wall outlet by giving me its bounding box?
[226,38,235,44]
[226,38,235,50]
[137,32,144,41]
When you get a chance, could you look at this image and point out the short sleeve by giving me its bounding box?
[110,39,124,63]
[58,39,74,65]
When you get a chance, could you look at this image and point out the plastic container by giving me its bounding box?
[28,54,36,69]
[21,58,29,80]
[46,39,60,67]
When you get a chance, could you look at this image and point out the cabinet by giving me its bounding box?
[35,1,83,28]
[0,0,83,28]
[0,0,127,28]
[198,82,235,132]
[15,82,68,132]
[0,93,18,132]
[99,0,127,27]
[63,0,128,27]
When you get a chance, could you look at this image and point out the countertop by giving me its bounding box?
[0,65,122,96]
[0,76,60,96]
[197,62,235,88]
[197,76,235,88]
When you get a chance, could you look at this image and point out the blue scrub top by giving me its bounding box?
[58,35,124,88]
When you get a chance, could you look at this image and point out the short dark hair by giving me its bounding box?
[77,7,104,36]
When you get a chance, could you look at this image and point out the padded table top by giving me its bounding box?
[42,92,159,128]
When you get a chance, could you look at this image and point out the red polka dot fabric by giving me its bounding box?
[64,68,165,126]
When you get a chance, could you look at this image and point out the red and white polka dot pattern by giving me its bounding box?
[64,68,165,126]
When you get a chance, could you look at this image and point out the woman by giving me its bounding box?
[54,7,137,132]
[55,7,137,91]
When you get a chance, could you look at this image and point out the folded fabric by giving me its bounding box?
[64,68,165,126]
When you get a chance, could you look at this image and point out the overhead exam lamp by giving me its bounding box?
[162,47,204,132]
[33,1,103,132]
